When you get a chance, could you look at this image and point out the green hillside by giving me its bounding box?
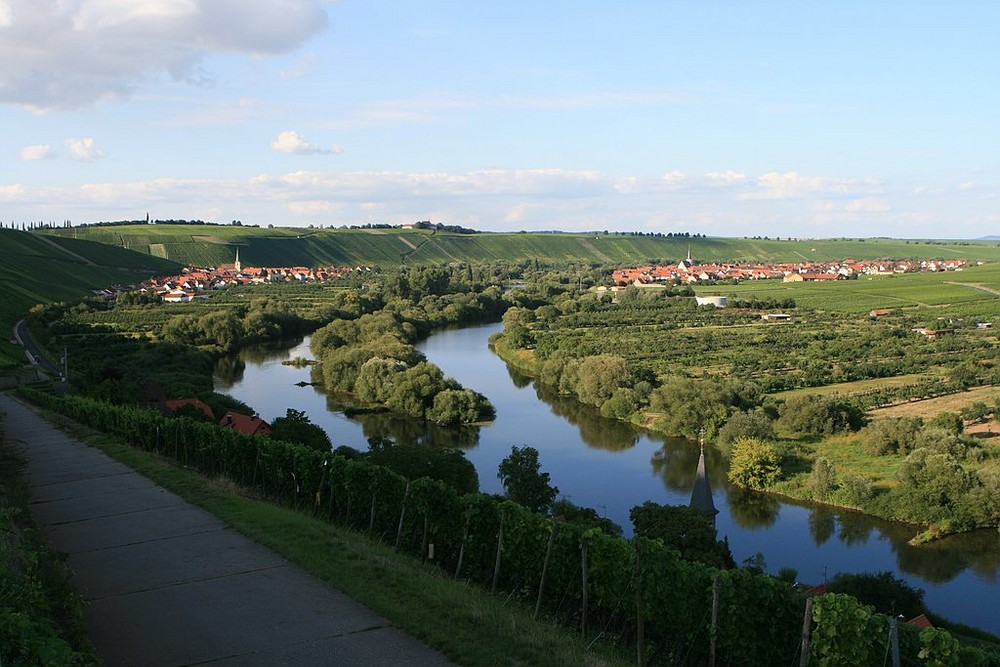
[43,224,1000,268]
[0,228,181,369]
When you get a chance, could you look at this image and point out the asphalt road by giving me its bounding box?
[1,393,455,666]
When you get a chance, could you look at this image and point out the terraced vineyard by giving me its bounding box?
[0,229,181,368]
[43,224,1000,268]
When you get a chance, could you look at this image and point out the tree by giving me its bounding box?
[777,394,866,437]
[727,437,782,490]
[574,354,631,407]
[861,417,923,455]
[497,445,558,513]
[629,501,734,568]
[928,411,964,435]
[366,438,478,494]
[717,409,776,456]
[826,571,927,618]
[809,457,837,499]
[269,409,332,453]
[426,388,495,425]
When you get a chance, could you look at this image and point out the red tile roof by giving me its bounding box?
[219,411,272,437]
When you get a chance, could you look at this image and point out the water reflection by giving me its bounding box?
[727,487,780,529]
[809,508,836,546]
[213,355,246,385]
[534,383,639,450]
[216,330,1000,636]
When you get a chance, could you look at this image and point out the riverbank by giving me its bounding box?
[489,334,1000,542]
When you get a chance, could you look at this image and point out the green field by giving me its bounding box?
[0,229,180,369]
[696,263,1000,316]
[43,224,1000,269]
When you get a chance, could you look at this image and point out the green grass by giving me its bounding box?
[697,264,1000,314]
[772,373,938,400]
[38,409,629,667]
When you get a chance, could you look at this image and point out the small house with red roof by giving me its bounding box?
[219,411,272,437]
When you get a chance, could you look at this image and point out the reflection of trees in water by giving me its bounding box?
[239,337,304,364]
[893,529,1000,584]
[809,508,836,546]
[506,365,532,389]
[334,406,481,450]
[533,382,639,451]
[726,487,780,529]
[648,437,723,494]
[213,355,246,385]
[836,512,874,546]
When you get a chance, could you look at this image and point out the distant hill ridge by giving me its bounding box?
[39,224,1000,268]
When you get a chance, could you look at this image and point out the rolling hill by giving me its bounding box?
[0,228,181,369]
[42,224,1000,268]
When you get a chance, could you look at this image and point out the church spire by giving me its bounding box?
[234,247,242,272]
[689,430,718,527]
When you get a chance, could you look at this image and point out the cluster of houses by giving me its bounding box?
[144,250,370,303]
[612,254,973,286]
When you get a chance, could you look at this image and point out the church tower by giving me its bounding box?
[689,435,719,528]
[234,247,242,273]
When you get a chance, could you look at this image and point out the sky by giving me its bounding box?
[1,1,997,238]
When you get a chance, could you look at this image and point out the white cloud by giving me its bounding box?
[845,198,891,213]
[0,0,328,111]
[65,137,105,160]
[19,144,56,161]
[705,170,746,184]
[270,130,343,155]
[740,171,875,201]
[958,182,975,191]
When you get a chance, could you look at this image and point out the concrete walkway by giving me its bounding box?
[0,393,454,666]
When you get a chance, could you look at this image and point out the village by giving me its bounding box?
[141,249,371,302]
[612,253,973,286]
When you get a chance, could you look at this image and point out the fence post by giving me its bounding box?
[395,481,411,551]
[455,513,471,579]
[581,538,589,636]
[709,573,720,666]
[491,512,505,594]
[636,541,645,667]
[534,521,558,620]
[800,596,814,667]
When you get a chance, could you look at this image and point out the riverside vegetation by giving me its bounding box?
[5,224,1000,659]
[491,262,1000,540]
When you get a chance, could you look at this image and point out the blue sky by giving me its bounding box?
[2,1,997,237]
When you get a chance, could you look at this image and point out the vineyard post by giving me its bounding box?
[421,515,429,562]
[395,481,411,551]
[534,520,558,620]
[455,513,471,579]
[636,541,645,667]
[799,596,813,667]
[889,617,900,667]
[491,511,505,594]
[580,538,589,636]
[709,573,720,666]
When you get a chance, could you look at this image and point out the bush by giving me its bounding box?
[727,437,782,490]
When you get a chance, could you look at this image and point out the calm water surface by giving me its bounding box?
[215,322,1000,635]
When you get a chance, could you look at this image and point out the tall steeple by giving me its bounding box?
[234,247,242,272]
[689,432,719,527]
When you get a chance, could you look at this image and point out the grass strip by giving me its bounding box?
[46,414,629,667]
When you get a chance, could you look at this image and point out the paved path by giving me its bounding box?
[0,393,454,666]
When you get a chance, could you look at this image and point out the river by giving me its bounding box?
[215,321,1000,636]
